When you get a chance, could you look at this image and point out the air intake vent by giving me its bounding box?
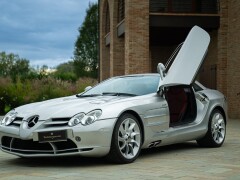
[10,117,23,127]
[43,118,71,128]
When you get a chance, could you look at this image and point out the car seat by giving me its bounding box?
[166,86,188,124]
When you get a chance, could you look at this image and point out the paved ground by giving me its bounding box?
[0,117,239,180]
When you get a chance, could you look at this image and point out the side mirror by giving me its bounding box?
[84,86,92,92]
[157,63,166,81]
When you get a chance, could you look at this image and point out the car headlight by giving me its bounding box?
[68,110,102,127]
[1,110,18,126]
[82,110,102,125]
[68,113,85,127]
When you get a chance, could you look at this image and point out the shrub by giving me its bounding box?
[0,77,97,115]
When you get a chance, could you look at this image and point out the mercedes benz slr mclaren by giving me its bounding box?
[0,26,227,163]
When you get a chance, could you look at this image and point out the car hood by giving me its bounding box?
[15,95,128,120]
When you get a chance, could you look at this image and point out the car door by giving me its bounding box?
[158,26,210,89]
[159,26,210,124]
[144,26,210,145]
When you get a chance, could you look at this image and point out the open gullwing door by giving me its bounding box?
[158,26,210,89]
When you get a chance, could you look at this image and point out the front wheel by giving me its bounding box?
[107,113,142,164]
[197,109,226,147]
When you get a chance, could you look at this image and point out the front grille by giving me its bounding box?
[10,117,23,127]
[6,117,70,128]
[1,136,78,155]
[43,118,70,128]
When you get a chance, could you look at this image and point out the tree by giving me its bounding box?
[53,61,77,81]
[0,51,30,81]
[74,2,98,78]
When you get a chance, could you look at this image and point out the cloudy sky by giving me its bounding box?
[0,0,97,68]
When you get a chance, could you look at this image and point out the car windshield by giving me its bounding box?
[80,75,160,97]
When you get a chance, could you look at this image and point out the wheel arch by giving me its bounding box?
[212,106,227,125]
[197,105,227,147]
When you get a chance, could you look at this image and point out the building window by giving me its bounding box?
[118,0,125,23]
[171,0,194,13]
[197,0,219,14]
[150,0,219,14]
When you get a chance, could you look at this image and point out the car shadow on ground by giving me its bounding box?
[5,141,199,167]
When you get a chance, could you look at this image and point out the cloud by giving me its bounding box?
[0,0,98,68]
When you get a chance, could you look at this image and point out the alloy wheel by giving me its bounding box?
[118,118,141,159]
[211,112,226,144]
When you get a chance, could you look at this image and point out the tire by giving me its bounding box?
[107,113,142,164]
[197,109,226,147]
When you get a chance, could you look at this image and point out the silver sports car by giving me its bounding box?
[0,26,227,163]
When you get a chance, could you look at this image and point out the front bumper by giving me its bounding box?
[0,118,117,157]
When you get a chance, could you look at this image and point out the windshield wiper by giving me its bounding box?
[77,92,137,98]
[76,94,102,98]
[102,92,137,97]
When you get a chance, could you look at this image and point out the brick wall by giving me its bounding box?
[99,0,240,118]
[217,0,228,97]
[100,0,110,80]
[110,0,125,77]
[124,0,150,74]
[100,0,150,80]
[217,0,240,118]
[227,0,240,118]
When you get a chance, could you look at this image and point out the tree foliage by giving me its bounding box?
[53,61,77,81]
[0,51,97,115]
[0,52,30,81]
[74,2,99,78]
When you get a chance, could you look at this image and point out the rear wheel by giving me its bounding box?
[197,109,226,147]
[107,113,142,164]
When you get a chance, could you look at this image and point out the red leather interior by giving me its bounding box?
[166,86,188,123]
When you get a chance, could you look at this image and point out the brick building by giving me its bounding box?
[99,0,240,119]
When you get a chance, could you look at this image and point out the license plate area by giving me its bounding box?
[38,130,67,143]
